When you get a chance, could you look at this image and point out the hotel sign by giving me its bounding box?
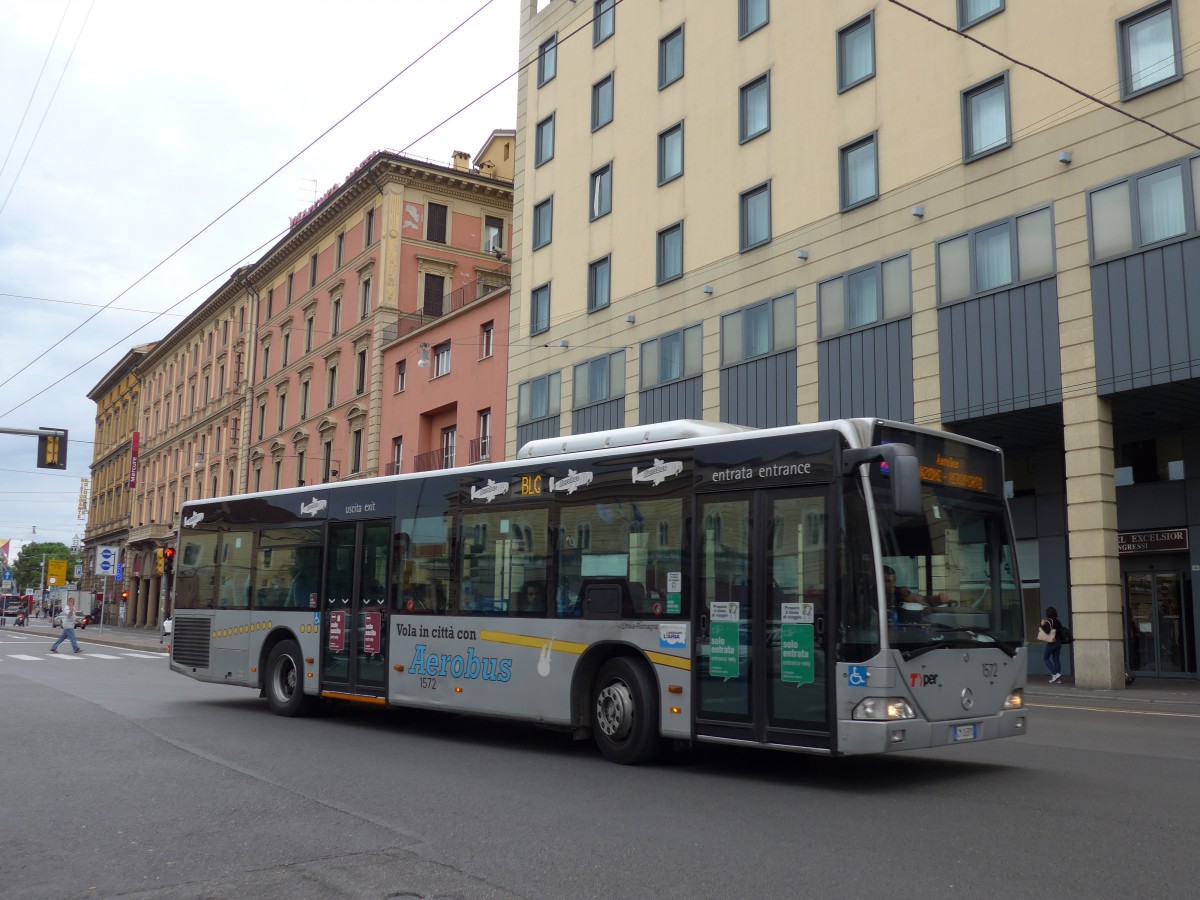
[1117,528,1189,555]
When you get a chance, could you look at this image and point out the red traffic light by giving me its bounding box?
[164,547,176,559]
[120,590,130,600]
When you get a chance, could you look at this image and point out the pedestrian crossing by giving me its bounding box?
[0,635,167,662]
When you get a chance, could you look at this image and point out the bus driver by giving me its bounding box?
[884,565,948,619]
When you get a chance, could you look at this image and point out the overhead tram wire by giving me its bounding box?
[0,0,95,219]
[0,0,501,396]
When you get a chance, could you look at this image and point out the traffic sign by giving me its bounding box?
[115,563,123,582]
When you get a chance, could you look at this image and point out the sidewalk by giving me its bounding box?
[12,620,168,653]
[1026,673,1200,706]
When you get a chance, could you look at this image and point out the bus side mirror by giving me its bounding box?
[842,443,924,519]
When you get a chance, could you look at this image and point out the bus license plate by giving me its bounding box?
[953,724,978,742]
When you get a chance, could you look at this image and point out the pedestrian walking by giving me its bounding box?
[50,599,82,654]
[1038,605,1065,683]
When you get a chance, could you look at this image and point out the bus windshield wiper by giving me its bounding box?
[900,625,1017,661]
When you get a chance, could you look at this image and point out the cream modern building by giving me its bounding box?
[512,0,1200,687]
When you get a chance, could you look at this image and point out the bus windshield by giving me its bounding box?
[871,427,1023,658]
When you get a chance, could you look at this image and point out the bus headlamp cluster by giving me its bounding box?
[852,697,916,720]
[1003,689,1023,709]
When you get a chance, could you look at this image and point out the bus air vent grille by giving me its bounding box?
[172,618,211,668]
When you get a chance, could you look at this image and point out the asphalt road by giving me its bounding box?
[3,625,1199,899]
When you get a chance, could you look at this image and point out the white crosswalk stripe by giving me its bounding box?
[88,653,123,659]
[10,654,42,661]
[3,652,165,662]
[121,652,169,658]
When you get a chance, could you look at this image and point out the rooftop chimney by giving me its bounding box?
[452,150,470,171]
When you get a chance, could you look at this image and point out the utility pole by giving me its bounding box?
[38,554,46,616]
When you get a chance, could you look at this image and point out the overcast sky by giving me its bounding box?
[0,0,518,564]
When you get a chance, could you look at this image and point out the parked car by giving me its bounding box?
[52,612,90,630]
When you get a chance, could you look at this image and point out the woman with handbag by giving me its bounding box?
[1038,606,1065,684]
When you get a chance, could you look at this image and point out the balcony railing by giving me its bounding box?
[413,448,455,472]
[469,436,491,464]
[396,272,509,339]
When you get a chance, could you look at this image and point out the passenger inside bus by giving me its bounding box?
[514,581,547,616]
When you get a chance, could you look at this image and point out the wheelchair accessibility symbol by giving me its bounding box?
[847,665,869,687]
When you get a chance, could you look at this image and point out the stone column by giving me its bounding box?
[1063,393,1124,688]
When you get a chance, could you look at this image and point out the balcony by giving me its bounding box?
[469,436,491,464]
[396,272,509,339]
[413,448,455,472]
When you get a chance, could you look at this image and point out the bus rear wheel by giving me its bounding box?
[265,639,315,717]
[591,657,661,765]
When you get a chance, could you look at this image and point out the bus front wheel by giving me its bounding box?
[265,640,315,717]
[591,657,660,764]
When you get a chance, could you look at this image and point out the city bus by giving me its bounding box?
[1,594,32,619]
[169,418,1027,763]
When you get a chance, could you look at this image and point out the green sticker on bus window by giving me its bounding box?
[666,572,681,614]
[709,601,740,679]
[781,602,815,685]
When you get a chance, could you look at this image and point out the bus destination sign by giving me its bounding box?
[919,453,988,492]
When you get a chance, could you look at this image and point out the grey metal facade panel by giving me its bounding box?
[818,320,914,421]
[638,376,701,424]
[1092,238,1200,394]
[720,350,797,428]
[516,416,560,448]
[939,277,1062,422]
[571,398,625,435]
[1115,481,1188,531]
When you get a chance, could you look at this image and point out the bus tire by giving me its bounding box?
[591,657,661,765]
[265,640,314,717]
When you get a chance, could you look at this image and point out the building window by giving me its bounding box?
[962,73,1010,161]
[484,216,504,254]
[1119,2,1181,99]
[658,122,684,185]
[273,459,282,490]
[305,316,314,352]
[266,288,274,320]
[427,202,448,244]
[332,297,342,336]
[533,197,554,250]
[355,348,367,394]
[277,394,286,431]
[351,428,363,474]
[422,273,445,316]
[261,346,271,380]
[574,350,625,408]
[281,330,291,367]
[840,134,878,210]
[739,0,768,39]
[441,426,457,469]
[641,324,702,388]
[300,380,310,419]
[360,277,371,318]
[336,232,345,267]
[365,207,375,245]
[659,26,684,89]
[296,450,306,487]
[396,360,407,392]
[391,437,403,474]
[937,206,1055,303]
[433,341,451,378]
[739,73,770,144]
[327,365,338,407]
[721,294,797,366]
[535,114,555,167]
[518,372,562,425]
[592,74,614,131]
[538,33,557,86]
[657,222,683,284]
[593,0,614,45]
[837,14,874,92]
[477,410,491,461]
[588,256,611,313]
[531,283,551,336]
[286,273,294,303]
[481,321,495,358]
[323,440,333,481]
[958,0,1003,30]
[257,401,266,440]
[819,254,912,338]
[589,163,612,220]
[1089,156,1200,260]
[309,253,318,287]
[739,181,772,251]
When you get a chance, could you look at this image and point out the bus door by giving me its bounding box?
[694,488,832,749]
[320,520,391,699]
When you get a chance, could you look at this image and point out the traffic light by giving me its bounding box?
[36,428,67,470]
[164,547,176,575]
[120,590,130,602]
[155,548,164,575]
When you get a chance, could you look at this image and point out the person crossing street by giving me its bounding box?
[50,599,82,654]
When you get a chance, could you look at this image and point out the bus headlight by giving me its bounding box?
[1003,689,1023,710]
[852,697,916,720]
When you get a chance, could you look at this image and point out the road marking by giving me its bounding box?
[45,652,83,659]
[9,654,42,661]
[121,652,169,659]
[1027,701,1200,719]
[88,653,123,659]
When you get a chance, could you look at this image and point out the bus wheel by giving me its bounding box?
[265,640,314,717]
[591,657,660,764]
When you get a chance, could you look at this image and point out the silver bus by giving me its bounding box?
[168,418,1026,763]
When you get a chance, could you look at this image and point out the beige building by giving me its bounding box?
[83,343,155,614]
[513,0,1200,687]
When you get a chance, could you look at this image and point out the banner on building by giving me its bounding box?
[128,432,140,489]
